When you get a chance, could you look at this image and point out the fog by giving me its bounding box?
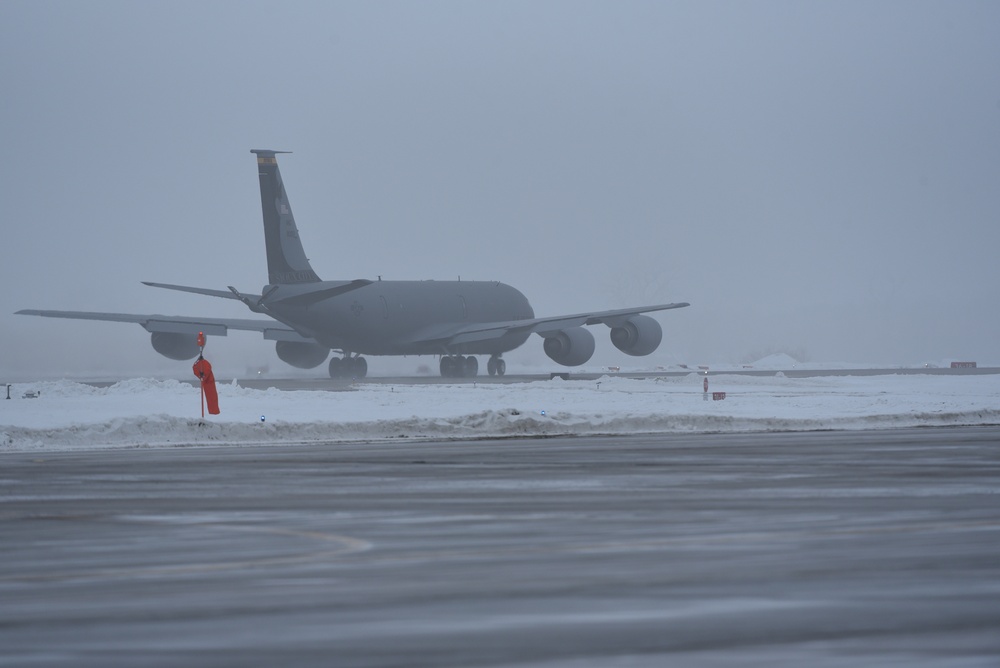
[3,1,998,380]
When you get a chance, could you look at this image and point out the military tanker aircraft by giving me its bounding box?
[18,150,689,378]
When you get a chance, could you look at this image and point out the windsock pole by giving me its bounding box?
[191,334,221,417]
[197,331,206,419]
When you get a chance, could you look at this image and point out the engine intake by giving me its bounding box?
[150,332,201,361]
[542,327,595,366]
[275,340,329,369]
[610,315,662,356]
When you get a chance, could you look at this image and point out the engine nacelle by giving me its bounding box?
[150,332,201,361]
[610,315,662,356]
[275,340,329,369]
[542,327,596,366]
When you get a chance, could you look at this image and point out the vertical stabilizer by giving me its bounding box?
[251,149,321,284]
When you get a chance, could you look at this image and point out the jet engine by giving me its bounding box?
[542,327,595,366]
[275,340,329,369]
[610,315,662,356]
[150,332,201,361]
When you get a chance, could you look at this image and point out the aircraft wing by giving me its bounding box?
[15,310,314,343]
[409,302,691,347]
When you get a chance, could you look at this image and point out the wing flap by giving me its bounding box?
[16,309,310,342]
[144,319,229,336]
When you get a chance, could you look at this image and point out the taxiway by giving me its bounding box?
[2,427,999,666]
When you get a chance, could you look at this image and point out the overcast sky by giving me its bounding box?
[2,0,998,379]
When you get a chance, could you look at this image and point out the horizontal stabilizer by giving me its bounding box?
[271,280,374,307]
[142,282,249,301]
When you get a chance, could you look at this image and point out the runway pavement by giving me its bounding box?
[230,365,1000,391]
[2,427,999,666]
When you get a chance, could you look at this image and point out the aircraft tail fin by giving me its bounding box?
[251,149,321,285]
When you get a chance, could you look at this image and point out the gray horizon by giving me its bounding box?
[2,1,998,379]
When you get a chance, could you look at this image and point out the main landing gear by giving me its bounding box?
[329,355,367,379]
[486,355,506,377]
[439,355,506,378]
[440,355,478,378]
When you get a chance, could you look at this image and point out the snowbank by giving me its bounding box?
[2,374,998,452]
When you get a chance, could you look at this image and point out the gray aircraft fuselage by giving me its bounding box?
[273,279,534,355]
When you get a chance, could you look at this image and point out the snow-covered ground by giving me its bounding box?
[3,370,998,452]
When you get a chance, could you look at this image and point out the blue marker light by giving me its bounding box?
[260,415,266,423]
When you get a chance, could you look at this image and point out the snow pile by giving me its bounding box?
[2,373,999,452]
[748,353,801,369]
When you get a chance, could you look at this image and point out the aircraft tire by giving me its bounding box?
[328,357,343,378]
[441,355,475,378]
[352,357,368,378]
[487,356,505,376]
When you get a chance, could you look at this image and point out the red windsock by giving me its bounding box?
[192,357,220,415]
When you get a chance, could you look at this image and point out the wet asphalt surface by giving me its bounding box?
[2,426,999,666]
